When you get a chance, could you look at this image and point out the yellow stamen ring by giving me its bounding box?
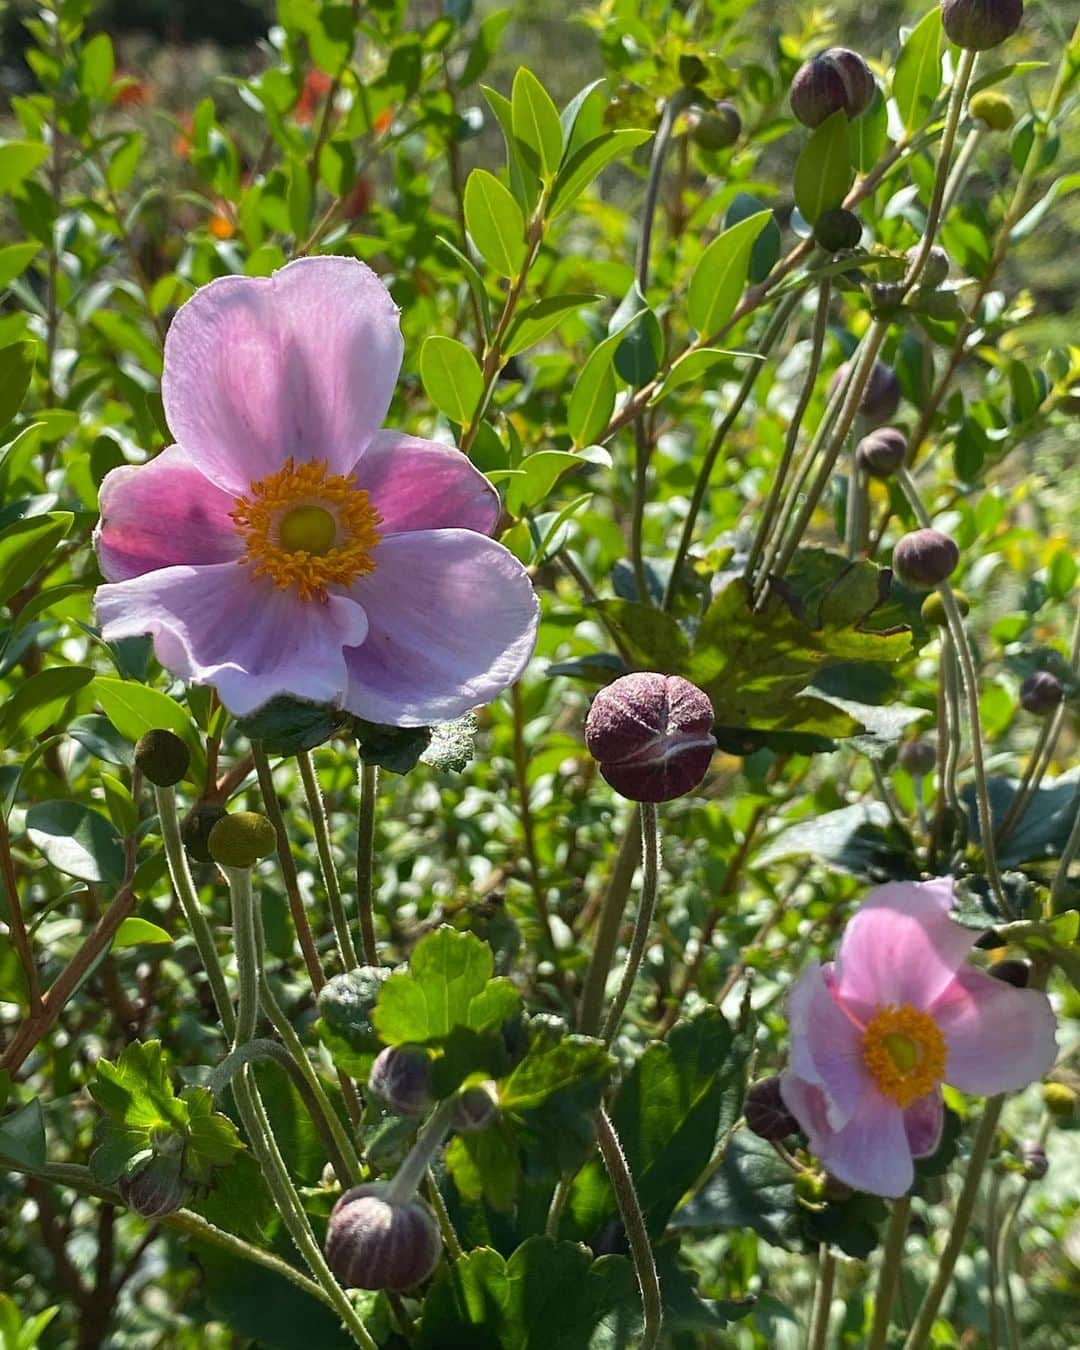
[231,458,382,602]
[862,1003,947,1108]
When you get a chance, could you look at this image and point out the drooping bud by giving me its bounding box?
[689,101,742,150]
[325,1183,442,1290]
[856,427,907,480]
[368,1045,434,1118]
[898,738,937,777]
[790,48,876,129]
[988,958,1030,988]
[830,360,901,426]
[1020,1140,1048,1181]
[892,528,959,591]
[814,207,862,253]
[134,729,190,787]
[450,1082,499,1133]
[181,803,228,864]
[585,673,716,803]
[942,0,1023,52]
[969,89,1016,131]
[206,811,277,869]
[1042,1082,1078,1118]
[1020,671,1064,716]
[910,245,950,288]
[118,1152,193,1219]
[745,1077,799,1141]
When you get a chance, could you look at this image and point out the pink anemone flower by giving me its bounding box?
[93,256,538,726]
[779,878,1057,1198]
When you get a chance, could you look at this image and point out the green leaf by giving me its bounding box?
[893,8,944,134]
[91,677,205,779]
[503,293,599,357]
[794,110,855,224]
[481,85,536,211]
[590,599,690,668]
[0,341,37,430]
[567,332,620,449]
[510,67,564,182]
[687,212,772,336]
[415,1236,638,1349]
[464,168,527,278]
[499,1031,612,1175]
[78,32,115,100]
[373,927,520,1044]
[0,142,49,196]
[25,800,125,886]
[0,511,71,608]
[0,665,93,748]
[613,305,663,387]
[112,917,172,949]
[549,129,651,218]
[651,348,758,403]
[0,243,40,291]
[106,131,144,193]
[849,87,889,174]
[505,450,583,516]
[420,335,484,426]
[0,1100,46,1169]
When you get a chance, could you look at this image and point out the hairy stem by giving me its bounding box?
[807,1245,837,1350]
[596,1109,662,1349]
[297,751,357,969]
[869,1195,911,1350]
[578,814,642,1035]
[355,761,380,966]
[601,803,661,1044]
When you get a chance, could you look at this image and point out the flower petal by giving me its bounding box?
[903,1091,944,1159]
[94,445,242,582]
[785,961,867,1131]
[832,878,976,1020]
[95,562,368,716]
[783,1073,913,1198]
[356,431,499,536]
[343,529,538,726]
[931,967,1058,1096]
[161,256,403,493]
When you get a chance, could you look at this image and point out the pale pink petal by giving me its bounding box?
[94,445,242,582]
[356,431,499,536]
[786,962,867,1131]
[161,256,403,494]
[783,1072,913,1198]
[832,878,976,1020]
[343,529,538,727]
[903,1091,944,1158]
[931,967,1058,1096]
[95,562,368,717]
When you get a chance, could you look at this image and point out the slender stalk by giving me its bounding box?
[545,1173,572,1238]
[510,681,554,947]
[0,812,43,1013]
[807,1245,837,1350]
[424,1170,465,1262]
[596,1109,662,1350]
[844,426,865,558]
[355,761,379,966]
[938,125,982,221]
[578,813,642,1035]
[902,1097,1005,1350]
[1049,785,1080,911]
[868,1195,911,1350]
[987,1171,1002,1350]
[297,751,357,969]
[601,803,661,1044]
[384,1100,456,1206]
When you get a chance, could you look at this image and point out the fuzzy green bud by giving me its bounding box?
[207,811,277,869]
[921,589,970,626]
[969,90,1016,131]
[1043,1082,1077,1118]
[814,207,862,253]
[134,729,190,787]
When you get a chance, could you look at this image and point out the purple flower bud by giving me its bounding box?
[118,1154,192,1219]
[830,360,901,426]
[898,738,937,777]
[1020,671,1064,716]
[942,0,1023,52]
[450,1082,499,1133]
[814,207,863,253]
[790,48,876,129]
[585,673,716,802]
[745,1077,800,1141]
[856,427,907,480]
[987,958,1030,988]
[325,1183,441,1290]
[1020,1140,1048,1181]
[911,245,951,289]
[892,529,960,591]
[368,1045,433,1117]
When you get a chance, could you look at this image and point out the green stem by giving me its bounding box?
[601,802,661,1044]
[355,761,380,966]
[511,680,555,949]
[595,1108,662,1350]
[843,427,864,558]
[226,866,260,1048]
[1049,784,1080,911]
[868,1195,911,1350]
[902,1097,1005,1350]
[578,813,642,1036]
[807,1245,836,1350]
[298,751,357,970]
[545,1173,572,1238]
[424,1169,465,1262]
[384,1099,456,1206]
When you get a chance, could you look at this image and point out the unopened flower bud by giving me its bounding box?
[1020,1140,1048,1181]
[1020,671,1064,716]
[856,427,907,480]
[678,55,708,86]
[450,1082,499,1133]
[181,802,227,864]
[921,589,970,626]
[368,1045,434,1117]
[898,738,937,777]
[326,1183,441,1290]
[745,1077,799,1141]
[134,729,190,787]
[987,958,1030,988]
[118,1153,192,1219]
[790,48,876,129]
[869,282,905,318]
[690,102,742,150]
[892,529,959,591]
[1043,1082,1078,1118]
[830,360,901,426]
[969,89,1016,131]
[794,1169,828,1206]
[585,673,716,803]
[942,0,1023,52]
[911,245,950,288]
[814,207,862,253]
[207,811,277,869]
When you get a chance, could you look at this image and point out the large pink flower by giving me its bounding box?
[93,257,538,725]
[779,878,1057,1198]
